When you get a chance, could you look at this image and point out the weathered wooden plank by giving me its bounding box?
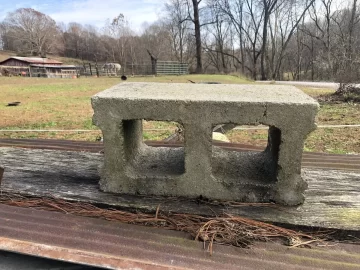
[0,147,359,231]
[1,139,360,172]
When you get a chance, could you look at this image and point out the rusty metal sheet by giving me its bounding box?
[10,56,63,65]
[0,204,360,270]
[0,138,359,171]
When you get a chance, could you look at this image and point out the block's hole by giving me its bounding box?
[212,124,280,185]
[124,120,185,177]
[142,121,184,144]
[213,124,268,149]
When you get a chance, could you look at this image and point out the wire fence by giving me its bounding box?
[1,61,189,77]
[156,61,188,75]
[79,61,188,77]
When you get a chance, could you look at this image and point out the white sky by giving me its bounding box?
[0,0,165,32]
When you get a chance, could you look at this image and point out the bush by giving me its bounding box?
[334,83,360,102]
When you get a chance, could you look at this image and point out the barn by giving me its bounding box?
[0,57,77,78]
[0,56,63,67]
[29,65,78,78]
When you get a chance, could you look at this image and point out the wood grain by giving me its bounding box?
[0,147,359,231]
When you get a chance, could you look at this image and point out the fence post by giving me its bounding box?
[89,63,93,76]
[95,61,99,77]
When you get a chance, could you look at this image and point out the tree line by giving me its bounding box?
[0,0,359,81]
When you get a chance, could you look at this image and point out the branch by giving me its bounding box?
[204,46,252,73]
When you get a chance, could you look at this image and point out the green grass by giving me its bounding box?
[1,77,360,154]
[127,74,251,84]
[0,74,249,136]
[317,103,360,125]
[221,86,360,154]
[297,87,335,97]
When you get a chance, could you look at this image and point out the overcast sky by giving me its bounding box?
[0,0,164,32]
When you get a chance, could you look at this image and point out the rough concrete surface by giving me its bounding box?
[92,83,319,205]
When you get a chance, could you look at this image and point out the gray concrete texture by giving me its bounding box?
[92,83,319,206]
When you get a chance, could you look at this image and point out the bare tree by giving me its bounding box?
[203,0,232,73]
[301,0,335,80]
[267,0,315,80]
[192,0,203,73]
[259,0,278,80]
[140,21,173,61]
[63,23,85,59]
[103,14,134,71]
[164,0,191,63]
[332,0,360,83]
[219,0,264,79]
[0,22,10,50]
[3,8,60,55]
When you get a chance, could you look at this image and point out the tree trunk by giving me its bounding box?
[88,63,93,76]
[192,0,203,74]
[346,0,358,77]
[260,9,269,80]
[147,50,157,75]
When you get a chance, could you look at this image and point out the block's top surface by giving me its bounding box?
[93,82,318,105]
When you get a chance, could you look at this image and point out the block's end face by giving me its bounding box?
[91,95,110,129]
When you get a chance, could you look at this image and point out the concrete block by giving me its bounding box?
[92,82,319,205]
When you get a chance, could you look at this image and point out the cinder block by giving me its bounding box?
[92,83,319,205]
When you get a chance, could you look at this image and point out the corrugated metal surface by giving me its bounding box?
[11,57,63,65]
[0,138,359,171]
[0,203,360,270]
[30,64,77,68]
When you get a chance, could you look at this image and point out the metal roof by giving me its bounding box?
[0,203,359,270]
[0,56,63,65]
[30,64,77,68]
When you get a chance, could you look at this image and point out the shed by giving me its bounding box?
[0,56,62,67]
[29,64,78,78]
[0,57,63,77]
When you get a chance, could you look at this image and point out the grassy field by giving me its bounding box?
[0,50,16,62]
[1,75,360,154]
[0,75,248,140]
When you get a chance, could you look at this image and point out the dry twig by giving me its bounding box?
[0,192,322,252]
